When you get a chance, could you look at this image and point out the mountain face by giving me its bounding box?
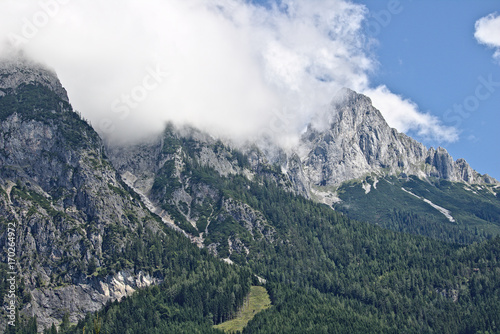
[0,58,173,329]
[0,59,499,333]
[107,87,498,248]
[0,58,69,104]
[108,125,279,260]
[287,88,499,242]
[297,88,495,190]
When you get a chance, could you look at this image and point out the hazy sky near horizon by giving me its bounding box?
[0,0,499,178]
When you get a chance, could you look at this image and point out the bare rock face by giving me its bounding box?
[0,57,162,331]
[0,56,496,331]
[0,55,69,103]
[296,88,496,187]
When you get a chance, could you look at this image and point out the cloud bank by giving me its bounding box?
[0,0,458,145]
[475,12,500,63]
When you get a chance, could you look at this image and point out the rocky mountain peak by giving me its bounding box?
[338,88,389,127]
[299,88,424,186]
[0,54,69,102]
[297,88,497,187]
[306,88,385,135]
[333,87,372,108]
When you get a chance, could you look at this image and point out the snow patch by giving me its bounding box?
[401,188,455,223]
[362,182,371,194]
[464,186,478,195]
[372,177,379,189]
[401,187,421,199]
[422,199,455,223]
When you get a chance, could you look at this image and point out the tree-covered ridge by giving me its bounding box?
[33,156,496,334]
[191,166,499,332]
[67,247,253,333]
[3,207,253,334]
[334,174,500,244]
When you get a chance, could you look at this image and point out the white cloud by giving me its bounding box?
[364,85,459,143]
[475,12,500,62]
[0,0,457,146]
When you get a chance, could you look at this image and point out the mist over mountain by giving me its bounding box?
[0,49,499,334]
[0,0,458,148]
[1,1,500,332]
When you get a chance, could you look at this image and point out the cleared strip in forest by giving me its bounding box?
[214,285,271,333]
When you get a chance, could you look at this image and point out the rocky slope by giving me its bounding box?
[108,125,278,260]
[108,88,497,222]
[296,88,496,189]
[1,56,498,331]
[0,57,166,331]
[104,87,500,255]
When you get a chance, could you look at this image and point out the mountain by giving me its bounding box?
[0,56,166,329]
[296,87,495,190]
[0,57,250,332]
[108,88,499,247]
[99,119,500,334]
[290,88,500,243]
[0,58,499,333]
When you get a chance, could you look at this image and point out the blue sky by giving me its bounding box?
[357,0,500,180]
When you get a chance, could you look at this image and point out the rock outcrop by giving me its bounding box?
[1,56,497,331]
[0,55,69,102]
[296,88,496,187]
[0,57,163,331]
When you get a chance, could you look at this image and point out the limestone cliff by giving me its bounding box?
[296,88,496,188]
[0,57,163,331]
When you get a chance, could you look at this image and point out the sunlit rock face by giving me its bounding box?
[295,88,496,187]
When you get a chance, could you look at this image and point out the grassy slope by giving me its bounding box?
[214,286,271,333]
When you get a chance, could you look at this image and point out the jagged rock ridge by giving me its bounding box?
[296,88,496,188]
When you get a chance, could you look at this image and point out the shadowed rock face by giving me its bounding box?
[296,88,496,187]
